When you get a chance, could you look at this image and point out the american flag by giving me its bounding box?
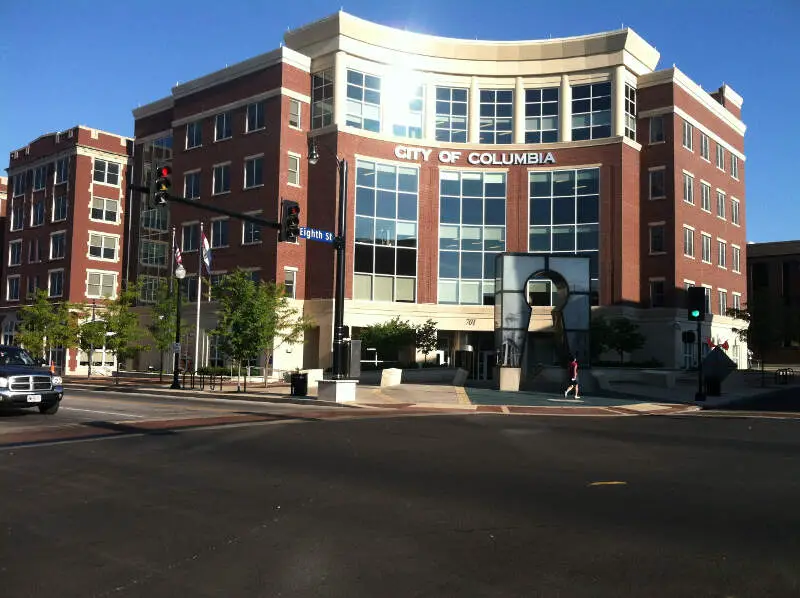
[174,241,182,266]
[200,229,212,275]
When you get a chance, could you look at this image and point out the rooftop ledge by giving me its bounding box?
[284,10,660,70]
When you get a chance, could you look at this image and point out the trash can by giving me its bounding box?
[290,372,308,397]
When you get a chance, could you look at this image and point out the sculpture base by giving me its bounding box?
[498,367,522,392]
[318,379,358,403]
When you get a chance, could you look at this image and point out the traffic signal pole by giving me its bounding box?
[129,185,283,230]
[696,318,705,401]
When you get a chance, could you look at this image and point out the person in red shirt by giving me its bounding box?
[564,355,581,399]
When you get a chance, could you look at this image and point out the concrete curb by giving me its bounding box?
[64,383,366,410]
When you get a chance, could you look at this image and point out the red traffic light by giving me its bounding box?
[288,206,300,215]
[157,166,171,177]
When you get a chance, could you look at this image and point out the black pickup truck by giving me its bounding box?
[0,346,64,414]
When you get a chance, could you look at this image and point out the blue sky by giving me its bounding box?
[1,0,797,242]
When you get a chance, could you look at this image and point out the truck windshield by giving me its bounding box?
[0,348,37,366]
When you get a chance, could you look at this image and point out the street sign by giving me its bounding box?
[172,342,181,354]
[299,226,334,243]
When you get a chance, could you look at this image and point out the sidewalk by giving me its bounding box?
[64,375,700,416]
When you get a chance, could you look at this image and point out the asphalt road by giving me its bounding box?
[0,394,798,597]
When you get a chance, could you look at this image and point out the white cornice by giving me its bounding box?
[638,67,746,136]
[171,47,311,100]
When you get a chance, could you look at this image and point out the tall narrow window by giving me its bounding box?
[718,240,727,268]
[649,279,665,307]
[683,227,694,257]
[185,171,201,199]
[683,173,694,205]
[354,160,419,302]
[7,276,20,301]
[8,241,22,266]
[701,234,712,263]
[345,70,381,132]
[388,83,423,139]
[700,133,710,160]
[731,154,739,179]
[284,269,297,299]
[31,199,45,226]
[649,224,665,253]
[55,158,69,184]
[435,87,468,143]
[215,112,232,141]
[288,154,300,186]
[246,102,265,132]
[571,82,611,140]
[716,144,725,170]
[213,164,231,195]
[717,190,726,219]
[288,99,301,129]
[649,116,664,143]
[682,120,694,150]
[48,270,64,298]
[244,157,263,189]
[479,89,513,144]
[731,198,740,225]
[33,166,47,190]
[50,232,66,259]
[649,168,666,200]
[186,121,202,149]
[211,219,229,248]
[525,88,559,143]
[311,69,334,129]
[732,246,741,273]
[10,200,23,231]
[13,173,26,197]
[718,290,727,315]
[701,182,711,212]
[182,223,199,251]
[624,84,637,140]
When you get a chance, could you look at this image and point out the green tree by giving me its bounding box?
[78,319,107,379]
[414,319,438,365]
[147,282,179,382]
[209,269,311,392]
[104,285,148,383]
[16,290,78,361]
[359,317,417,364]
[606,317,645,364]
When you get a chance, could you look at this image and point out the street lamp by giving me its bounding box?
[88,299,96,379]
[307,137,348,379]
[171,264,186,389]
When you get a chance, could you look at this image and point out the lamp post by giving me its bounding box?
[88,299,96,379]
[171,264,186,389]
[308,138,348,379]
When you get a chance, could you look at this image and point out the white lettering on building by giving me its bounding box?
[394,145,555,165]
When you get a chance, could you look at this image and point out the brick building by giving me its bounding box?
[130,11,748,375]
[747,241,800,365]
[0,176,7,304]
[1,126,133,373]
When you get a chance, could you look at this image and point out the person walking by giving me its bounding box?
[564,355,581,399]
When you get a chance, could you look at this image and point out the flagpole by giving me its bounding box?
[195,222,203,372]
[169,226,176,294]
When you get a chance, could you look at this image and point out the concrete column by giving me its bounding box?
[469,76,480,144]
[425,78,437,142]
[514,77,525,144]
[559,74,572,142]
[613,65,626,138]
[333,51,347,128]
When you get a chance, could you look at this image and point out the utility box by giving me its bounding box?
[346,339,362,379]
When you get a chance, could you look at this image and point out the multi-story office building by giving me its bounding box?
[0,176,7,311]
[1,126,132,372]
[130,11,748,375]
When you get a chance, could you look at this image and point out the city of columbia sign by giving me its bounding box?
[394,145,556,166]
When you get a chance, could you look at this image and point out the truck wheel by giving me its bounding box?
[39,402,60,415]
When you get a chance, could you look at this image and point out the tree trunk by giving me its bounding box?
[244,367,248,393]
[237,362,241,392]
[88,348,92,379]
[159,352,164,383]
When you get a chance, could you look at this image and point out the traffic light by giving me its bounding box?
[687,286,706,322]
[151,164,172,207]
[280,200,301,242]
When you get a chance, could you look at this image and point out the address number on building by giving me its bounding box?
[465,319,476,326]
